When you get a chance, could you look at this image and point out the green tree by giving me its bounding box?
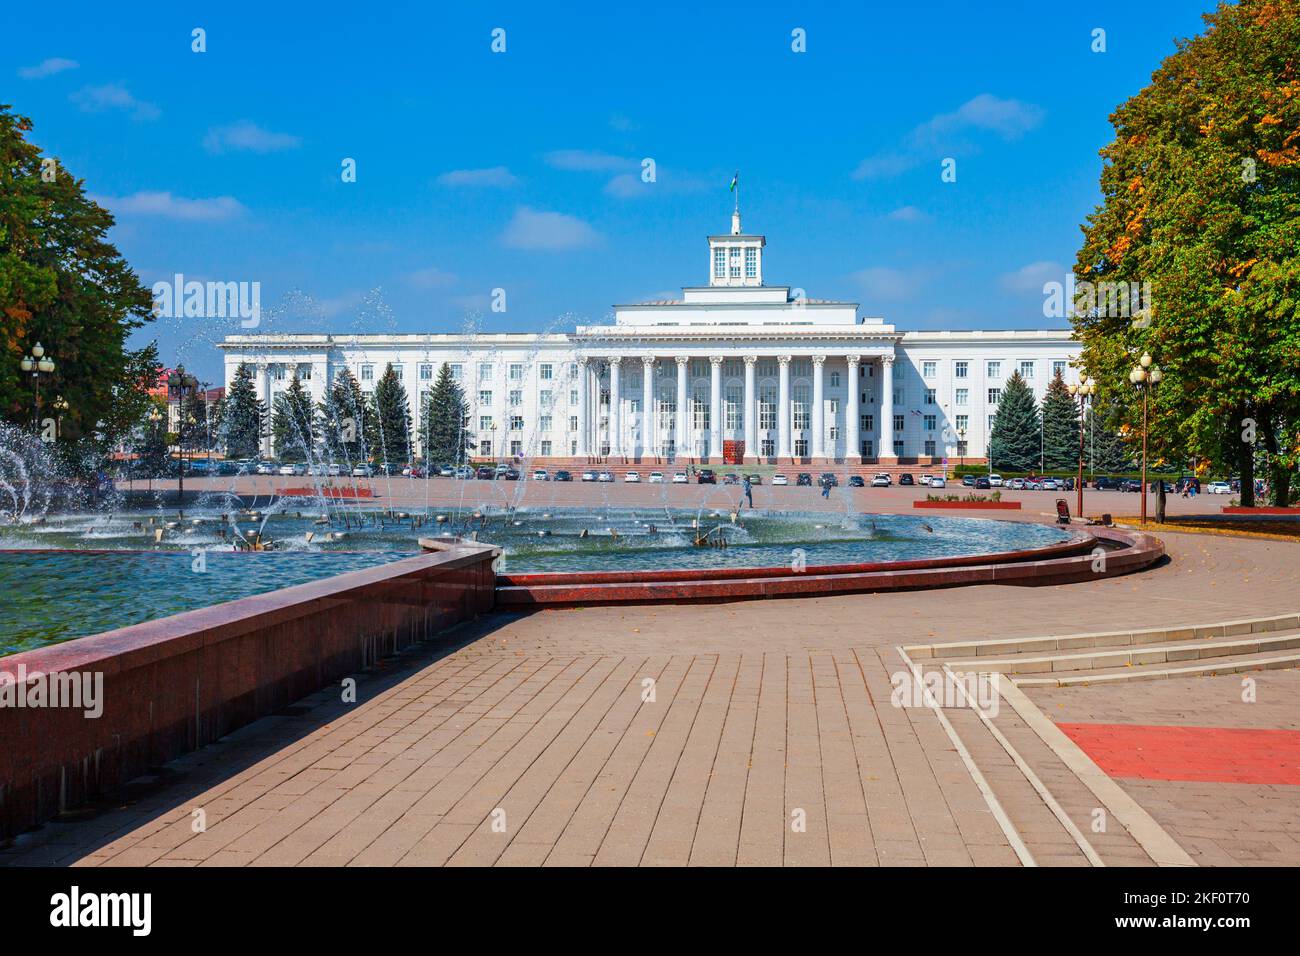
[420,363,471,465]
[989,372,1041,471]
[1041,370,1082,470]
[319,368,374,464]
[1071,1,1300,506]
[271,375,316,462]
[222,362,265,459]
[371,363,411,466]
[131,401,170,480]
[0,104,157,461]
[1085,401,1138,473]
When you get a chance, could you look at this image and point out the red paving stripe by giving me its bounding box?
[1058,722,1300,785]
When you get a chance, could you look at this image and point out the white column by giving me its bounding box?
[675,356,689,458]
[641,356,655,459]
[811,354,826,460]
[743,355,757,462]
[709,355,723,458]
[846,355,861,461]
[880,355,895,460]
[608,357,622,457]
[777,355,792,460]
[575,358,589,457]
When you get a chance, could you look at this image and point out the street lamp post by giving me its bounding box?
[957,427,966,470]
[1128,353,1162,526]
[169,366,200,505]
[19,343,56,434]
[148,406,162,495]
[1067,375,1095,519]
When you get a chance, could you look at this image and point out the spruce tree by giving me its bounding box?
[1041,370,1082,471]
[421,363,471,466]
[371,363,412,467]
[222,362,265,459]
[132,403,170,479]
[271,375,316,462]
[989,371,1041,472]
[319,368,375,465]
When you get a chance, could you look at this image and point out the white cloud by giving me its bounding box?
[18,57,78,79]
[604,173,649,198]
[436,166,518,187]
[405,266,458,289]
[70,83,160,121]
[203,121,301,154]
[999,260,1066,294]
[887,205,930,223]
[544,149,635,172]
[91,191,246,221]
[853,93,1044,180]
[501,206,601,251]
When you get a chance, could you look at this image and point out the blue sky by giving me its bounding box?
[4,0,1219,384]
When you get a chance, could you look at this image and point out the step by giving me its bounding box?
[944,631,1300,675]
[904,612,1300,660]
[1012,650,1300,687]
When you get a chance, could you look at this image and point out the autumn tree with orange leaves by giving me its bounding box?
[1072,0,1300,506]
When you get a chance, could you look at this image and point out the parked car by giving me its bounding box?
[1040,478,1058,491]
[899,473,914,486]
[597,470,615,482]
[1094,476,1119,491]
[919,474,934,486]
[1121,479,1143,493]
[581,469,598,482]
[1025,478,1043,490]
[796,473,813,486]
[532,469,549,481]
[328,463,344,476]
[1207,481,1231,494]
[961,474,976,487]
[648,471,664,483]
[871,473,891,487]
[554,470,573,482]
[697,469,717,484]
[772,473,789,486]
[255,461,277,475]
[405,465,428,478]
[1009,478,1026,490]
[988,474,1004,487]
[453,465,474,479]
[475,466,495,480]
[352,464,374,478]
[929,476,947,489]
[746,474,762,485]
[624,471,641,483]
[438,465,455,477]
[277,464,299,477]
[672,471,689,484]
[723,473,741,486]
[848,475,865,488]
[974,476,991,489]
[504,467,520,480]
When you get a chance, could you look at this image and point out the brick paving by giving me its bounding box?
[2,526,1297,867]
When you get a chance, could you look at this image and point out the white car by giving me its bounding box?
[1207,481,1231,494]
[277,464,298,477]
[772,474,789,486]
[581,470,598,482]
[930,476,947,488]
[871,473,891,487]
[624,471,640,483]
[672,472,689,484]
[351,464,373,477]
[988,474,1004,487]
[919,474,933,486]
[648,472,664,483]
[327,463,343,476]
[1041,478,1059,491]
[532,469,549,481]
[255,462,276,475]
[598,471,615,482]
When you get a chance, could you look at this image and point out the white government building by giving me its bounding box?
[220,211,1080,467]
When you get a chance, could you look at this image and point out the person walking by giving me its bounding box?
[742,476,753,509]
[821,476,831,499]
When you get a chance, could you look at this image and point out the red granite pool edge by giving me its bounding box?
[0,544,498,839]
[495,527,1162,608]
[497,533,1096,587]
[913,500,1022,510]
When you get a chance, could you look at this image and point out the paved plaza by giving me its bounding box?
[3,511,1297,867]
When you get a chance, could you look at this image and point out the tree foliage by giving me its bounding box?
[222,362,264,459]
[1071,1,1300,505]
[371,363,411,465]
[1041,370,1082,470]
[989,371,1041,471]
[271,375,316,462]
[420,363,471,465]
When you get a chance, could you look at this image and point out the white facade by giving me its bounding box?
[219,215,1080,464]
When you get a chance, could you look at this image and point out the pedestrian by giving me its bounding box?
[743,476,753,509]
[821,477,831,499]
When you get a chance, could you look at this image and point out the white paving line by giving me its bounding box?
[940,663,1104,867]
[998,679,1196,867]
[895,647,1036,867]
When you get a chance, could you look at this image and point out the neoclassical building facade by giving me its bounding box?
[220,213,1081,466]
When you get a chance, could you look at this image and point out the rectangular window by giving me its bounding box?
[569,389,579,405]
[759,389,777,429]
[1053,360,1067,379]
[745,247,757,278]
[449,363,463,380]
[987,360,1001,379]
[509,363,523,381]
[829,371,840,388]
[390,365,403,381]
[479,363,493,381]
[729,246,742,278]
[792,386,810,429]
[478,389,492,406]
[540,363,553,380]
[924,414,936,431]
[924,440,936,457]
[893,414,905,432]
[956,414,969,431]
[988,388,1002,404]
[568,415,578,432]
[480,439,492,457]
[954,361,969,379]
[956,388,969,406]
[862,414,874,432]
[359,365,373,382]
[539,415,552,432]
[299,366,312,381]
[714,247,726,278]
[925,388,936,405]
[479,415,492,430]
[794,438,808,457]
[540,440,552,456]
[863,439,874,457]
[922,361,937,378]
[539,390,553,408]
[510,440,522,456]
[725,385,742,429]
[1020,360,1035,379]
[509,390,522,407]
[510,415,524,430]
[419,364,433,381]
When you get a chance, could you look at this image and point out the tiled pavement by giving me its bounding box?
[2,529,1297,867]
